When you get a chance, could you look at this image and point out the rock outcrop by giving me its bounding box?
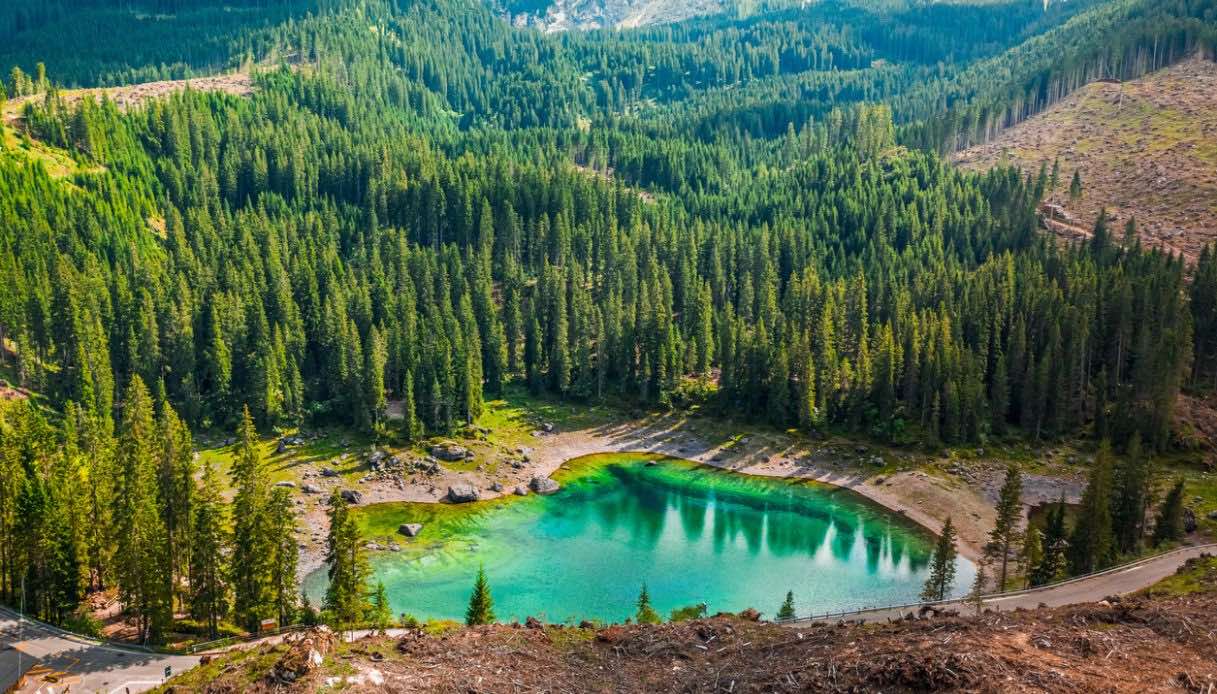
[447,484,480,503]
[529,476,560,495]
[431,443,470,462]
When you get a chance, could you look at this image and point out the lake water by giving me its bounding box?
[303,453,974,623]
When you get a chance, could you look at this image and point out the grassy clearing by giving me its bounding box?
[194,427,376,494]
[1141,555,1217,598]
[476,383,623,450]
[545,624,596,649]
[353,496,515,545]
[1182,471,1217,538]
[151,643,284,692]
[1,123,102,179]
[190,384,628,492]
[1158,448,1217,538]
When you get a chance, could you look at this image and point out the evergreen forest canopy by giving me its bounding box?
[0,0,1216,637]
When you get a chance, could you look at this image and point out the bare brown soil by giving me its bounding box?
[168,588,1217,693]
[953,55,1217,262]
[0,383,31,401]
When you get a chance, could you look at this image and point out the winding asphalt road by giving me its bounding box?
[1,545,1212,692]
[786,543,1217,626]
[0,606,197,694]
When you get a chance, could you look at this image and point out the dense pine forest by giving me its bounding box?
[2,0,1217,640]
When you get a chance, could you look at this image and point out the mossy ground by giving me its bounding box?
[1142,555,1217,598]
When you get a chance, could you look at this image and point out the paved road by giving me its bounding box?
[0,606,198,694]
[2,545,1212,691]
[787,543,1217,625]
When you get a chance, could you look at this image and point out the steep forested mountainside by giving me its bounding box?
[0,0,1216,644]
[0,0,1213,449]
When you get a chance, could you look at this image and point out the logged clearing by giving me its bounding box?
[1,72,254,178]
[953,56,1217,261]
[1,71,255,127]
[162,558,1217,693]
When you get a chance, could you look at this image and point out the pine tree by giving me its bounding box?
[776,591,796,621]
[1152,479,1186,546]
[920,517,958,602]
[1069,169,1083,201]
[967,561,988,615]
[503,271,523,375]
[635,583,661,624]
[370,581,393,633]
[1019,526,1043,589]
[324,490,370,627]
[465,566,495,626]
[230,407,272,630]
[990,351,1009,433]
[1069,442,1115,574]
[525,314,543,395]
[189,460,228,639]
[401,376,422,441]
[1031,497,1069,586]
[114,376,173,644]
[1122,217,1138,247]
[300,591,319,626]
[157,400,195,612]
[548,273,571,394]
[267,487,299,627]
[1112,433,1151,554]
[364,325,388,430]
[985,465,1022,591]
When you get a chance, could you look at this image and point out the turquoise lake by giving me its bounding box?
[303,453,975,623]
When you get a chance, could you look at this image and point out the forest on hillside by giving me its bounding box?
[1,0,1216,640]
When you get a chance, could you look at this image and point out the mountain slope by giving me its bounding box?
[498,0,730,31]
[952,55,1217,260]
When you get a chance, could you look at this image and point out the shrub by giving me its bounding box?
[669,603,708,622]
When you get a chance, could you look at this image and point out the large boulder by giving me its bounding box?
[398,523,423,537]
[431,443,469,462]
[340,489,363,505]
[447,484,480,503]
[529,476,560,495]
[302,483,323,494]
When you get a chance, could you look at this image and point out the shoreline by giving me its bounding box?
[296,414,1085,579]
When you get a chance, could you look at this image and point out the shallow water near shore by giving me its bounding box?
[303,453,974,623]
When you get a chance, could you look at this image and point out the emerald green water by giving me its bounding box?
[303,454,974,623]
